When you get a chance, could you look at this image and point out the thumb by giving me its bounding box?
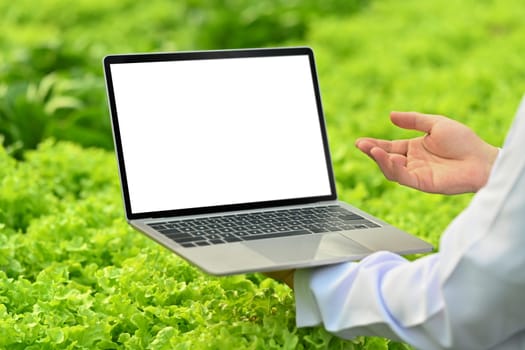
[390,111,441,134]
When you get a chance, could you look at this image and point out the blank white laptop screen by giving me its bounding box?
[109,54,332,214]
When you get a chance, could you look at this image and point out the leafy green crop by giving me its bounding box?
[0,74,111,159]
[2,0,525,348]
[0,141,410,348]
[0,0,369,157]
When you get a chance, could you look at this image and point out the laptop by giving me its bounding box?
[103,47,432,275]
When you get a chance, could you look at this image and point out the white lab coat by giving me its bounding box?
[294,97,525,350]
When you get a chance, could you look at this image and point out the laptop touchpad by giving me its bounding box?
[245,233,373,263]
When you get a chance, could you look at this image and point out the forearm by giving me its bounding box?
[294,253,446,348]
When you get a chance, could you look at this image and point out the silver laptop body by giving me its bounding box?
[103,47,432,275]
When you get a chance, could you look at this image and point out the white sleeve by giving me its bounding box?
[294,96,525,350]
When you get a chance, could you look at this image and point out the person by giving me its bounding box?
[266,97,525,350]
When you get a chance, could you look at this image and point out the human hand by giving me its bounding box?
[355,111,499,194]
[263,270,295,289]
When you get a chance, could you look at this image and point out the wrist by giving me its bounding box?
[477,144,500,192]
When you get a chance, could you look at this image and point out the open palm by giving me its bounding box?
[356,112,499,194]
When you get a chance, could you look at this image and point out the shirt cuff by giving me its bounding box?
[294,268,323,328]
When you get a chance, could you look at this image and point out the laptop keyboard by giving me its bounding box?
[147,205,380,248]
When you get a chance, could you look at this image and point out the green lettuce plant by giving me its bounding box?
[2,0,525,348]
[0,141,413,348]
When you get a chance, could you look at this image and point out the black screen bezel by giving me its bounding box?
[103,47,337,220]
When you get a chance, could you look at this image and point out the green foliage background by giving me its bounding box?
[1,0,525,348]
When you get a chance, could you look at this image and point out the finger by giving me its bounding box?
[390,111,442,134]
[370,147,418,188]
[355,138,382,156]
[369,147,397,181]
[356,137,409,156]
[389,153,407,167]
